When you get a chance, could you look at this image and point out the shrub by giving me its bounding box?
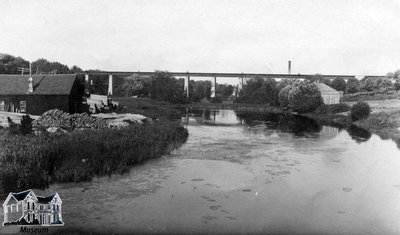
[350,101,371,121]
[0,120,188,190]
[20,115,33,135]
[357,112,397,130]
[313,103,350,114]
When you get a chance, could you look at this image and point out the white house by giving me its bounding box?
[317,83,341,105]
[2,189,63,226]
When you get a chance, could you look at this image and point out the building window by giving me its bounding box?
[0,101,4,111]
[20,101,26,113]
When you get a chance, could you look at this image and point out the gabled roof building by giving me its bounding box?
[0,74,84,115]
[317,83,341,105]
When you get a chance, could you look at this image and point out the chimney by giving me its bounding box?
[288,61,291,74]
[28,62,33,93]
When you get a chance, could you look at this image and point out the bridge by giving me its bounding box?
[80,71,356,98]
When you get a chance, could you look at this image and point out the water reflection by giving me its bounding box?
[346,125,372,143]
[182,109,375,145]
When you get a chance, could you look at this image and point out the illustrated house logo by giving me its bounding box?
[2,189,63,226]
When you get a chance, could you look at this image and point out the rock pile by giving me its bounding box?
[32,109,108,130]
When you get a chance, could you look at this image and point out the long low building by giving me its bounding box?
[0,74,85,115]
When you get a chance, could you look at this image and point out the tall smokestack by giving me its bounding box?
[288,61,291,74]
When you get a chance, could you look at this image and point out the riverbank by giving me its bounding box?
[0,102,189,191]
[302,103,400,148]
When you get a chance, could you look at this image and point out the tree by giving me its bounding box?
[387,70,400,80]
[375,77,393,92]
[235,76,277,105]
[121,74,151,97]
[331,77,346,92]
[150,71,186,103]
[189,80,211,102]
[345,78,361,94]
[0,54,29,74]
[361,77,376,92]
[278,80,323,113]
[32,58,71,74]
[70,65,83,73]
[217,84,234,98]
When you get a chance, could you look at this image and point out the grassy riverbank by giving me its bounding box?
[114,97,183,120]
[355,111,400,148]
[0,120,188,191]
[302,102,400,148]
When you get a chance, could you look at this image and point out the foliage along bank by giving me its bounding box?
[0,119,188,191]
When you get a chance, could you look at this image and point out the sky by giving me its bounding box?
[1,0,400,83]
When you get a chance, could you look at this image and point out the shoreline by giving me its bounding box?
[175,100,400,147]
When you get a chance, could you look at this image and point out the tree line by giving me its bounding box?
[0,54,83,74]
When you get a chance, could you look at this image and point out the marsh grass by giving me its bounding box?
[0,120,188,191]
[114,97,183,120]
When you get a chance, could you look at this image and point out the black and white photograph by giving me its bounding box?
[1,0,400,234]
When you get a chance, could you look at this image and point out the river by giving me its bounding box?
[2,109,400,234]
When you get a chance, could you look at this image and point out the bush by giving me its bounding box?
[350,101,371,121]
[394,80,400,90]
[357,112,397,130]
[20,115,33,135]
[279,80,323,113]
[313,103,350,114]
[0,120,188,190]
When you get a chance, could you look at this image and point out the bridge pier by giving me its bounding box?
[211,77,217,98]
[84,74,90,94]
[184,75,190,98]
[237,76,244,96]
[108,74,113,96]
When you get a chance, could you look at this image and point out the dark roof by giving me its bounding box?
[11,189,32,201]
[37,194,56,204]
[0,74,77,95]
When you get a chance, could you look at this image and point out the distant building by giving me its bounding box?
[2,189,63,226]
[0,74,84,115]
[317,83,341,105]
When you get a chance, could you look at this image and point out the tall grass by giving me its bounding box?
[0,120,188,191]
[114,97,183,120]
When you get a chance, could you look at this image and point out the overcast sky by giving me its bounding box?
[1,0,400,80]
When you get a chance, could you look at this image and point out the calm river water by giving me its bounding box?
[2,109,400,234]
